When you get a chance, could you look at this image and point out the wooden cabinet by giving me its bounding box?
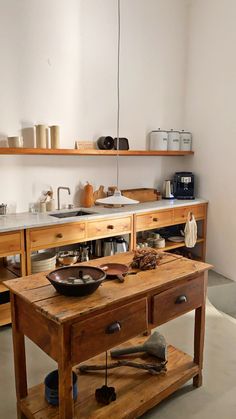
[173,204,206,224]
[151,276,204,326]
[6,252,211,419]
[136,209,174,232]
[87,215,132,239]
[71,298,147,363]
[134,203,208,261]
[26,215,133,274]
[27,222,86,250]
[0,231,22,255]
[0,230,26,327]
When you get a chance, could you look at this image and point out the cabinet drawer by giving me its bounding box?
[71,298,148,364]
[174,205,206,223]
[28,223,86,250]
[152,277,204,326]
[136,210,173,232]
[0,231,22,255]
[87,216,132,239]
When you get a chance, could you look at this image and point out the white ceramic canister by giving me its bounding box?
[149,129,168,151]
[167,130,180,151]
[180,130,192,151]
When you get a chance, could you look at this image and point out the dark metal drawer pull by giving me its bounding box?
[56,233,63,238]
[106,321,121,334]
[107,225,114,229]
[175,295,187,304]
[153,218,159,222]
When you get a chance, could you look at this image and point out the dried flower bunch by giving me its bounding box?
[131,248,162,270]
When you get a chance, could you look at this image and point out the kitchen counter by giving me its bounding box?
[0,198,207,233]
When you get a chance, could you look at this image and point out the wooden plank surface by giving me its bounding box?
[0,147,194,156]
[20,339,199,419]
[4,252,212,324]
[0,302,11,326]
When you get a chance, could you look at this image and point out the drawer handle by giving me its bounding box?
[56,233,63,238]
[175,295,187,304]
[153,217,159,222]
[106,321,121,334]
[107,225,114,229]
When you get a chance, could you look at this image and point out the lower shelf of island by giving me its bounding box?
[20,337,199,419]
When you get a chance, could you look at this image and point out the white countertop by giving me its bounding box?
[0,198,207,233]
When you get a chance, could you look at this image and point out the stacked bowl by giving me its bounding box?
[31,252,56,274]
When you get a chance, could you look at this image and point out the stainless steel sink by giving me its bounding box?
[49,210,96,219]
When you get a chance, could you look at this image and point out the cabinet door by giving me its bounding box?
[136,210,173,232]
[28,223,86,250]
[151,276,204,326]
[87,216,132,239]
[71,298,148,364]
[0,231,22,256]
[174,205,206,224]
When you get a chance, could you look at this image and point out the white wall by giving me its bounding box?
[0,0,188,211]
[184,0,236,279]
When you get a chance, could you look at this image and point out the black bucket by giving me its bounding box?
[44,370,78,406]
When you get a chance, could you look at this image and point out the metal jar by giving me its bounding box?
[167,130,180,151]
[0,203,7,215]
[149,129,168,151]
[180,131,192,151]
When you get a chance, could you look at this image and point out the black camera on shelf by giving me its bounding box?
[97,136,129,150]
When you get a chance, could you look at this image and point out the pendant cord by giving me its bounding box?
[116,0,120,190]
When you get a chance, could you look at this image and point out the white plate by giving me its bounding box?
[168,236,184,243]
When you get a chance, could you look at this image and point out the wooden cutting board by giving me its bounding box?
[121,188,161,202]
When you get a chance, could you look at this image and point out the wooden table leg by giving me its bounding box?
[193,274,207,387]
[58,325,73,419]
[10,293,28,418]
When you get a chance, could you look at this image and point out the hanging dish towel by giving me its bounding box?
[184,212,197,248]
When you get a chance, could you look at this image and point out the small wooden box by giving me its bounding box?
[121,188,161,203]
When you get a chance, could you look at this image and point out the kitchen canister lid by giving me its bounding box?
[168,129,180,133]
[181,130,191,134]
[151,128,168,132]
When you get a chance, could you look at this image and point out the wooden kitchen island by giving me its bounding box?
[5,252,211,419]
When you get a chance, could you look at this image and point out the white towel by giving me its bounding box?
[184,212,197,248]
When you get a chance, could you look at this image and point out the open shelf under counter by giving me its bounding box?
[163,237,204,252]
[0,147,194,156]
[20,339,199,419]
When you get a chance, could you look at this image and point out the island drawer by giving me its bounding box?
[173,204,206,223]
[135,209,173,232]
[87,216,132,239]
[151,276,204,326]
[71,298,148,364]
[0,231,22,256]
[28,223,86,250]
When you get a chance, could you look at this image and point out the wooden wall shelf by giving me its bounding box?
[0,148,194,156]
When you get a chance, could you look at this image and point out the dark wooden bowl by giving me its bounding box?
[46,266,106,297]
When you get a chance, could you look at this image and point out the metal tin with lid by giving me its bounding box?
[149,129,168,151]
[180,130,192,151]
[0,203,7,215]
[167,130,180,151]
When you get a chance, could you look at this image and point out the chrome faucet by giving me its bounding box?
[57,187,71,210]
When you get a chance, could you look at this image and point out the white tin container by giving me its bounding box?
[149,129,168,151]
[167,130,180,151]
[180,130,192,151]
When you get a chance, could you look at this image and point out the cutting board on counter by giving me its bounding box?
[121,188,161,203]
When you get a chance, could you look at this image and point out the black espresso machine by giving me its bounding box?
[173,172,195,199]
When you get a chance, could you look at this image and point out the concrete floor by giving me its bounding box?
[1,271,236,418]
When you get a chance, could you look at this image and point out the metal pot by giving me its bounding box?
[0,204,7,215]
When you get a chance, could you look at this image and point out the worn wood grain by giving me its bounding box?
[152,274,204,326]
[19,342,199,419]
[87,216,132,240]
[71,298,148,364]
[5,253,212,325]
